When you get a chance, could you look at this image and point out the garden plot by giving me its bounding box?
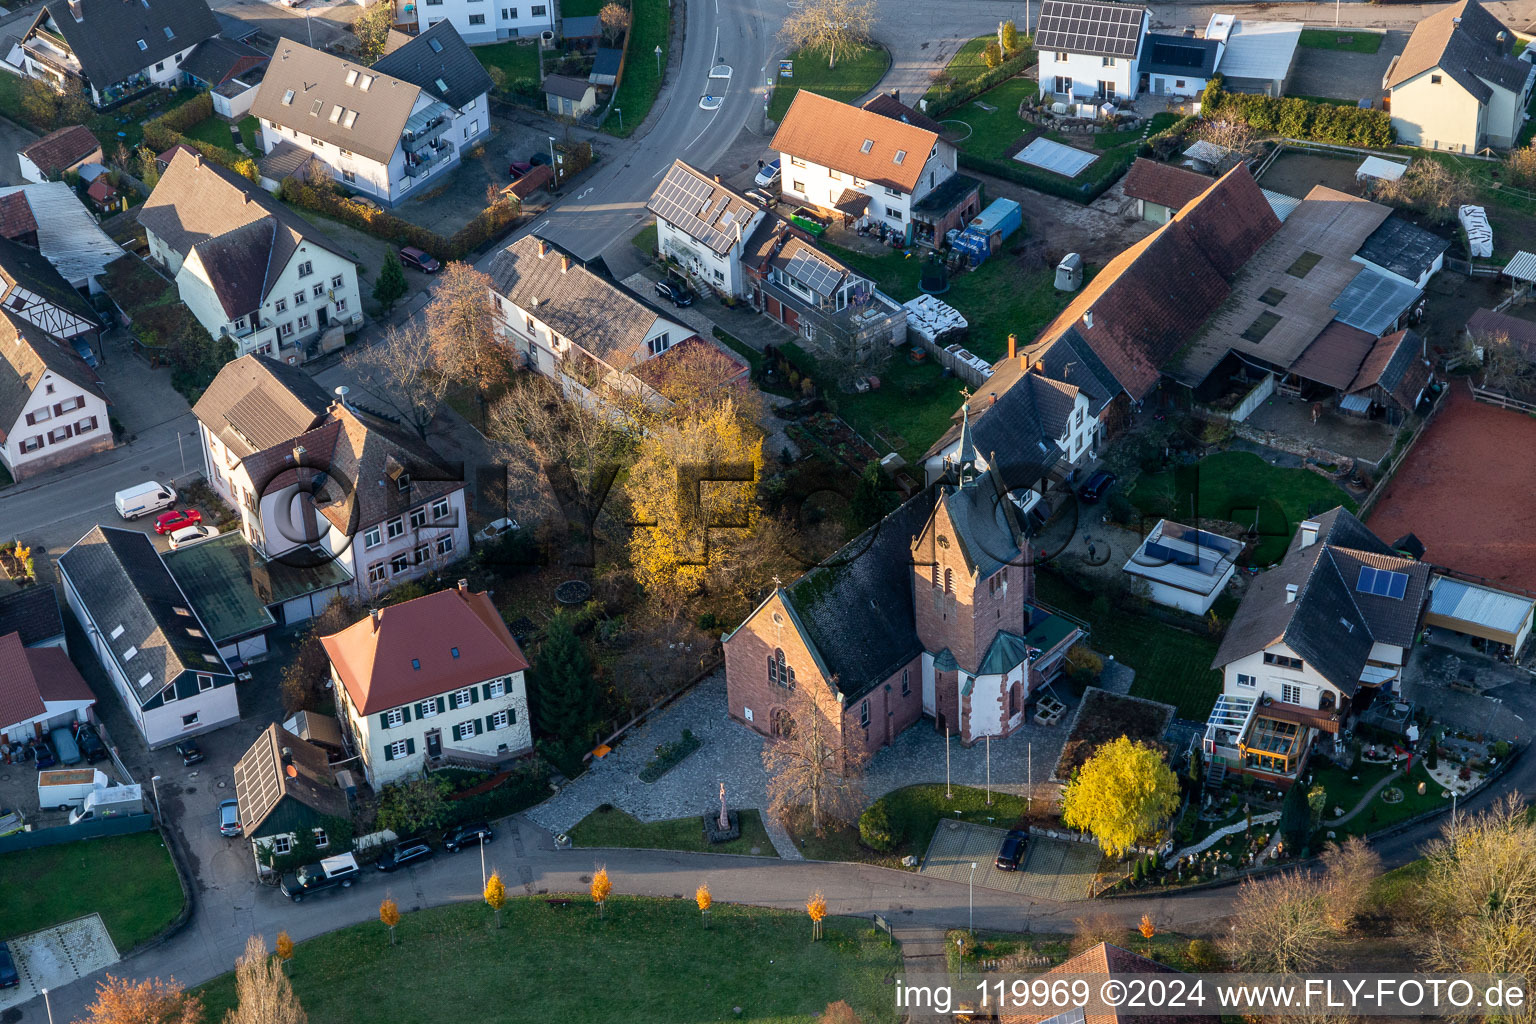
[0,914,120,1012]
[921,820,1105,901]
[1014,138,1098,178]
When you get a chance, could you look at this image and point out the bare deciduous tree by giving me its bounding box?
[599,1,631,43]
[762,681,869,834]
[356,320,449,439]
[423,262,506,393]
[1374,158,1473,224]
[1224,870,1332,974]
[780,0,876,69]
[1472,329,1536,397]
[225,935,307,1024]
[1195,117,1257,172]
[1507,143,1536,190]
[1319,836,1382,935]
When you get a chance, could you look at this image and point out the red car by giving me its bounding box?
[154,509,202,535]
[399,246,441,273]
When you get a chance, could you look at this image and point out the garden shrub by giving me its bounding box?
[1202,79,1394,148]
[858,802,896,851]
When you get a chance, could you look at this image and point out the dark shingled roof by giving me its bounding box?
[57,526,230,705]
[1349,328,1429,410]
[1354,217,1451,283]
[779,489,938,701]
[938,473,1029,579]
[0,586,65,647]
[0,233,100,324]
[561,15,600,37]
[543,73,593,100]
[1387,0,1531,103]
[192,353,335,458]
[860,92,947,135]
[372,20,492,111]
[929,372,1077,488]
[28,0,218,89]
[1213,508,1430,693]
[1468,307,1536,359]
[179,35,269,87]
[20,126,100,178]
[1120,158,1212,212]
[1140,33,1221,78]
[592,47,623,78]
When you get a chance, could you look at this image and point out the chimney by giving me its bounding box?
[194,152,203,166]
[243,194,251,205]
[1083,310,1094,329]
[537,239,549,257]
[1299,520,1320,548]
[1285,584,1298,604]
[370,607,381,631]
[292,444,306,463]
[1032,360,1044,375]
[714,174,722,183]
[1007,333,1017,360]
[280,746,294,765]
[892,88,900,102]
[989,392,997,406]
[457,578,470,592]
[560,255,571,273]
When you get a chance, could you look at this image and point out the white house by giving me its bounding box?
[139,150,361,363]
[1206,509,1431,787]
[1386,0,1536,152]
[1139,32,1221,98]
[394,0,552,45]
[1122,520,1242,615]
[647,160,770,299]
[17,0,219,108]
[321,583,533,787]
[58,526,240,749]
[192,355,470,600]
[17,126,102,184]
[770,90,958,245]
[251,24,492,207]
[486,235,694,403]
[1034,0,1149,101]
[0,630,94,747]
[0,309,111,481]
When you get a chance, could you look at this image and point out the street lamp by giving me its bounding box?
[479,837,487,892]
[654,44,662,78]
[548,135,557,186]
[968,862,976,934]
[42,987,55,1024]
[150,775,162,820]
[615,108,622,133]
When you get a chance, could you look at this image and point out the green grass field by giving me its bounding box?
[197,898,902,1023]
[0,832,183,950]
[767,45,891,123]
[1129,450,1356,565]
[940,76,1040,159]
[605,0,673,137]
[569,807,778,856]
[921,36,994,105]
[1310,761,1449,838]
[793,784,1032,865]
[1298,29,1384,54]
[473,39,542,87]
[181,116,239,152]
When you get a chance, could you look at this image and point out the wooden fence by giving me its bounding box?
[1355,383,1449,520]
[1469,384,1536,414]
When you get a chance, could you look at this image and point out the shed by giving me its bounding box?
[1356,156,1407,182]
[1122,519,1243,614]
[1425,577,1535,652]
[544,74,597,117]
[1504,250,1536,286]
[1214,19,1303,96]
[562,15,601,41]
[1353,216,1450,289]
[590,47,623,86]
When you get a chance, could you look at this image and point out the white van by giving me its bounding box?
[168,524,219,550]
[115,481,177,519]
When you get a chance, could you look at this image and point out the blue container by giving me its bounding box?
[967,198,1023,246]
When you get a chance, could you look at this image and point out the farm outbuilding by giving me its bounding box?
[1424,577,1535,653]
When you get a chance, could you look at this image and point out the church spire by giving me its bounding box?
[956,404,978,487]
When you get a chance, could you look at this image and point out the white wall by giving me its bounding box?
[778,156,914,228]
[1040,46,1141,100]
[331,488,471,601]
[1480,70,1531,148]
[1,283,97,339]
[655,209,767,299]
[0,369,110,480]
[139,680,240,748]
[1220,643,1346,707]
[1148,72,1209,97]
[417,0,552,43]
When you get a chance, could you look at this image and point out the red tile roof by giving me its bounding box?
[770,90,938,194]
[0,631,94,729]
[0,194,37,241]
[1120,158,1213,211]
[1000,942,1194,1024]
[30,646,94,703]
[321,586,529,715]
[21,125,101,178]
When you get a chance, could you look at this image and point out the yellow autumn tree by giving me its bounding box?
[274,931,294,975]
[696,883,712,928]
[1138,914,1156,955]
[379,898,400,945]
[626,397,765,604]
[807,891,828,942]
[591,866,613,920]
[485,870,507,929]
[1061,736,1180,858]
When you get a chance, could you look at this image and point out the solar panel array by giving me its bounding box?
[1035,0,1146,58]
[1149,41,1205,68]
[1145,540,1200,568]
[784,249,844,299]
[1357,565,1408,600]
[648,166,736,253]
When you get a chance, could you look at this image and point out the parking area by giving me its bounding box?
[1286,30,1409,104]
[0,916,119,1014]
[0,751,128,831]
[920,820,1106,901]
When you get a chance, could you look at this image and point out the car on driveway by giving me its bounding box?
[399,246,441,273]
[32,740,55,768]
[168,524,219,550]
[377,837,434,872]
[73,723,107,763]
[280,853,360,901]
[0,940,18,989]
[1077,471,1117,504]
[508,160,534,177]
[443,821,494,852]
[654,278,694,308]
[995,829,1028,871]
[175,739,204,766]
[218,799,241,837]
[154,509,202,535]
[755,158,781,187]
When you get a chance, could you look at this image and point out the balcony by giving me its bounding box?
[403,142,450,177]
[402,103,452,152]
[22,34,81,78]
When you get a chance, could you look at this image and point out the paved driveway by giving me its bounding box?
[1287,30,1411,104]
[921,820,1108,901]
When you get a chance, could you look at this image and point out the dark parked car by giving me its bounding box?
[0,940,18,989]
[174,739,204,766]
[442,821,495,852]
[376,837,434,872]
[32,740,55,769]
[1077,470,1118,504]
[508,160,534,177]
[654,278,694,308]
[280,854,360,901]
[399,246,441,273]
[218,799,241,837]
[74,723,107,763]
[994,829,1028,871]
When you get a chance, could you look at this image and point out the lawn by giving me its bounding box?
[792,784,1033,865]
[569,807,778,856]
[605,0,673,137]
[940,76,1041,159]
[1035,567,1224,720]
[631,221,658,255]
[768,45,892,123]
[1309,760,1449,838]
[0,831,183,950]
[1298,29,1384,54]
[473,39,542,88]
[922,36,994,105]
[1129,451,1355,566]
[181,116,239,153]
[197,897,902,1023]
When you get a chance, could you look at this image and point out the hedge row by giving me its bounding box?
[959,139,1138,204]
[1203,79,1394,148]
[280,177,521,263]
[925,50,1036,118]
[141,96,261,183]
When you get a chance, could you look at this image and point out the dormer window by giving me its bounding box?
[137,39,147,50]
[894,149,906,164]
[282,89,295,105]
[396,473,411,492]
[860,139,873,153]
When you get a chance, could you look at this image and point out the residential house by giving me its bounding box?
[1203,14,1302,97]
[0,309,111,481]
[486,235,694,403]
[192,354,470,599]
[321,583,533,786]
[1120,157,1212,223]
[723,441,1084,752]
[179,35,269,118]
[999,943,1198,1024]
[140,150,362,363]
[0,630,94,748]
[17,0,220,108]
[0,183,125,292]
[232,723,352,872]
[1035,0,1150,102]
[1386,0,1536,151]
[0,586,68,651]
[0,234,103,357]
[1140,31,1221,98]
[58,526,239,749]
[84,175,121,214]
[771,90,974,246]
[1122,520,1243,615]
[860,92,983,245]
[1206,508,1432,788]
[647,161,769,299]
[394,0,551,45]
[252,24,491,208]
[544,74,597,117]
[18,125,102,183]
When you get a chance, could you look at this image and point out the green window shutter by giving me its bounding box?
[435,697,445,715]
[509,707,516,724]
[482,716,492,733]
[470,687,479,705]
[482,683,492,700]
[383,743,395,761]
[379,713,391,731]
[415,702,426,717]
[400,705,411,723]
[405,738,415,755]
